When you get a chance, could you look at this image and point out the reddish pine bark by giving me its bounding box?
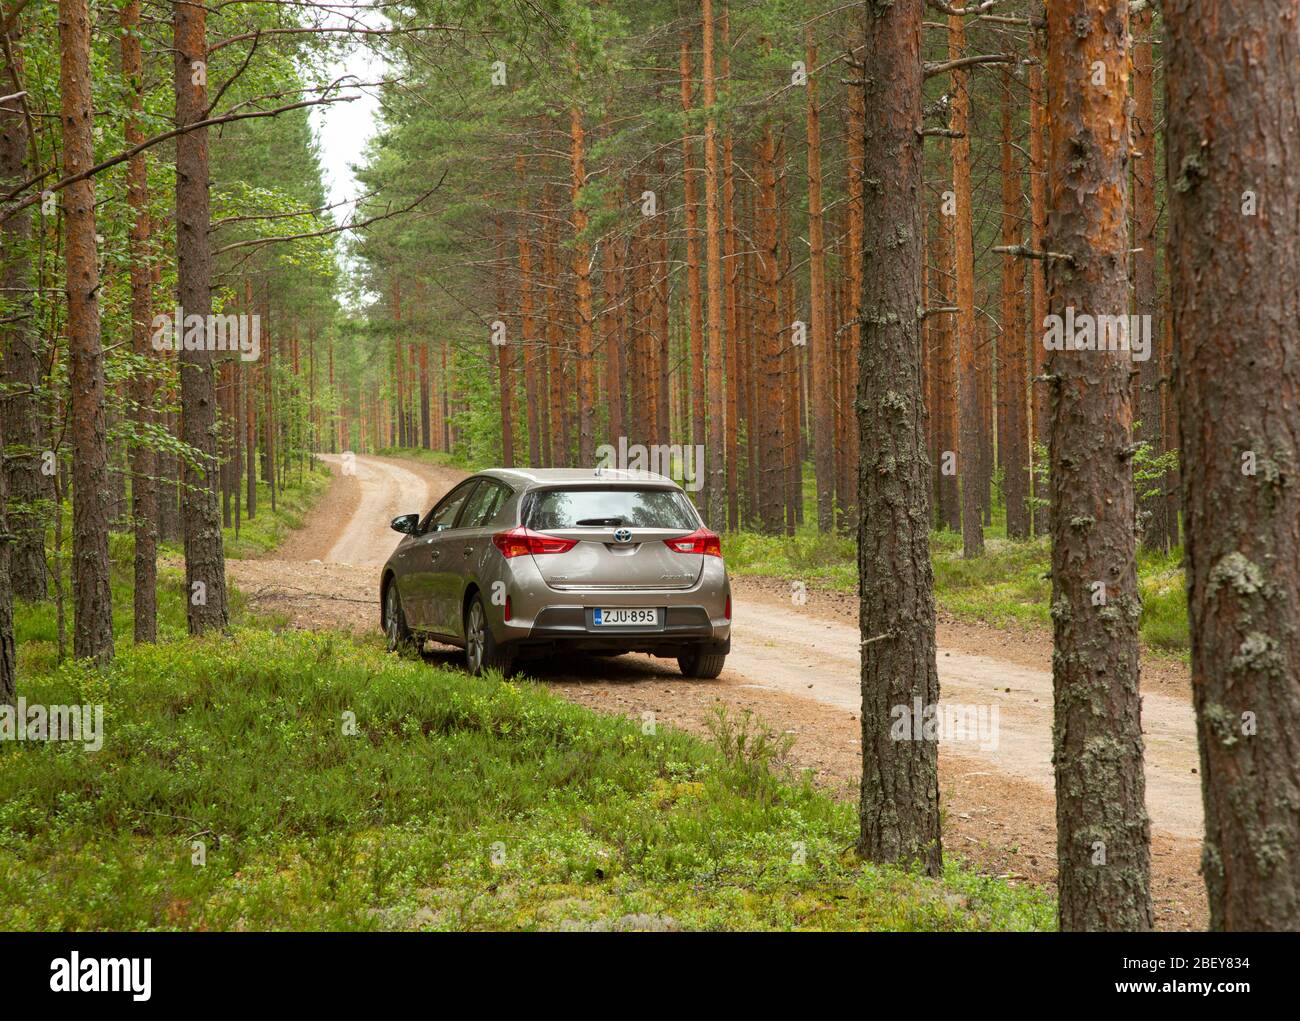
[570,105,595,466]
[948,12,982,558]
[680,32,706,455]
[1028,20,1050,535]
[701,0,725,527]
[721,4,739,528]
[1167,0,1300,930]
[1046,0,1151,932]
[1000,68,1030,539]
[61,0,114,662]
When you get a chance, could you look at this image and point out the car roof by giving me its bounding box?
[477,467,681,490]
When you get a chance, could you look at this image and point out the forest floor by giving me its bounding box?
[225,454,1207,930]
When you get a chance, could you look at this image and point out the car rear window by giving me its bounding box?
[525,487,697,531]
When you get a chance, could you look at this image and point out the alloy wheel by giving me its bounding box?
[466,601,486,674]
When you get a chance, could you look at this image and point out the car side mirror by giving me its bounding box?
[391,513,420,535]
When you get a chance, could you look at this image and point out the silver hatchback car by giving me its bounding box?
[379,468,731,679]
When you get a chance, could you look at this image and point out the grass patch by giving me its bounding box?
[216,465,332,560]
[373,446,463,471]
[18,465,323,673]
[14,556,258,680]
[720,485,1189,656]
[723,529,857,592]
[0,628,1052,931]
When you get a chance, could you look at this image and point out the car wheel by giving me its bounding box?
[464,593,515,678]
[384,583,412,653]
[677,647,726,679]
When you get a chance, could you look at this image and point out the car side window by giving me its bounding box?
[421,481,478,534]
[461,481,509,529]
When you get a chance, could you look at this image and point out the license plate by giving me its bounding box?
[593,607,661,627]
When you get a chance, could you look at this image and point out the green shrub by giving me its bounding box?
[0,629,1052,931]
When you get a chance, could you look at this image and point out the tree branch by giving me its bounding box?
[993,243,1077,266]
[0,94,357,224]
[210,174,448,256]
[924,53,1015,78]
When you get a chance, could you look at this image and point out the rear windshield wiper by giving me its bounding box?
[575,517,624,526]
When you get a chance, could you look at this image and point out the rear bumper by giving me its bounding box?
[513,604,729,656]
[489,552,731,655]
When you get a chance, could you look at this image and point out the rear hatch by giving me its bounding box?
[524,485,703,591]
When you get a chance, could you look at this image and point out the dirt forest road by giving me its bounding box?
[226,454,1208,930]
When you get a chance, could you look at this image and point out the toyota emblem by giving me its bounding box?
[613,528,633,544]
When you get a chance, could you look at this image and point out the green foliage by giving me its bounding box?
[0,628,1051,931]
[722,529,857,591]
[219,465,333,560]
[721,465,1190,655]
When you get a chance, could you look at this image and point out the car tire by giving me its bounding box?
[385,583,413,653]
[464,592,516,678]
[677,647,725,679]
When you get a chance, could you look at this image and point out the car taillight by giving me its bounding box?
[725,594,731,620]
[504,595,512,621]
[663,528,722,557]
[492,527,578,558]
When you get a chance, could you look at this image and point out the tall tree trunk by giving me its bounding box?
[779,182,800,534]
[1046,0,1152,932]
[701,0,725,527]
[949,10,982,557]
[1131,5,1165,551]
[756,115,783,534]
[0,410,13,706]
[122,0,156,642]
[60,0,114,663]
[858,0,941,876]
[1167,0,1300,931]
[977,309,993,525]
[1029,14,1050,535]
[245,341,257,519]
[936,199,961,531]
[421,340,432,452]
[601,183,623,448]
[570,105,595,466]
[174,0,228,634]
[721,4,739,528]
[0,14,45,601]
[679,34,706,458]
[492,224,511,465]
[219,360,232,527]
[654,154,671,446]
[1001,68,1030,539]
[843,25,866,530]
[805,24,833,534]
[517,154,541,467]
[543,188,565,467]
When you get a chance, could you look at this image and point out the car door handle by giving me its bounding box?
[430,549,440,561]
[462,545,474,557]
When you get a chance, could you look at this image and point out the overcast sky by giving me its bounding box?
[309,6,390,227]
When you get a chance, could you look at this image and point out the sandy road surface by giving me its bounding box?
[225,454,463,630]
[225,453,1208,929]
[727,600,1202,841]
